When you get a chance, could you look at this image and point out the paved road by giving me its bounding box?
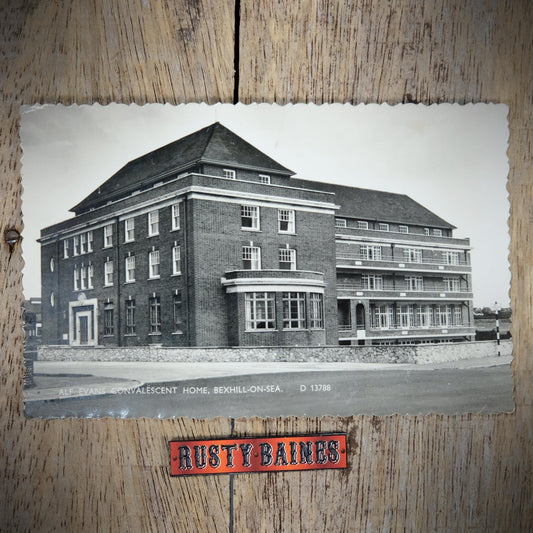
[25,365,514,418]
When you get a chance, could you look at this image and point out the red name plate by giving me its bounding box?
[170,434,347,476]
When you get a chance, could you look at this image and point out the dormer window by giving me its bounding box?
[335,218,347,228]
[223,169,236,180]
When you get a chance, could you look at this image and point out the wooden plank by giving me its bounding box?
[235,1,533,531]
[4,0,235,104]
[0,1,234,532]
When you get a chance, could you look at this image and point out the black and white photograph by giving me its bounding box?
[21,103,512,418]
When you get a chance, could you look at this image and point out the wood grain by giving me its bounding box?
[1,0,532,531]
[1,1,235,532]
[235,1,533,531]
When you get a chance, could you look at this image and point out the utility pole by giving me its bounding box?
[494,301,501,356]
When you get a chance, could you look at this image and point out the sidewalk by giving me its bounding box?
[24,355,513,402]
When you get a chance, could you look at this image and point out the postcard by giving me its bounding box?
[21,103,512,418]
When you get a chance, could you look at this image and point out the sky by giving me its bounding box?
[20,103,510,308]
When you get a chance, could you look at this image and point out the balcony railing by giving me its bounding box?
[338,324,475,336]
[336,253,470,268]
[335,225,471,247]
[368,324,473,331]
[337,253,470,266]
[336,282,471,293]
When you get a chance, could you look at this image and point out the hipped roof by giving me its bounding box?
[71,122,294,213]
[290,178,455,229]
[70,122,454,229]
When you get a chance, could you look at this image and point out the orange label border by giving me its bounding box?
[169,434,347,476]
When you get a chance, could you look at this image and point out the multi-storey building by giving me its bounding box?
[39,122,474,347]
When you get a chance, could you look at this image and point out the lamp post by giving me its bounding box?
[494,301,501,357]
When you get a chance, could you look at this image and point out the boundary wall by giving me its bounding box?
[37,340,512,364]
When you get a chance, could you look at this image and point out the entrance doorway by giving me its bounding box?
[78,315,89,344]
[337,300,351,331]
[356,303,366,330]
[69,298,98,346]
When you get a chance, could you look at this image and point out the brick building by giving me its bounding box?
[39,122,474,347]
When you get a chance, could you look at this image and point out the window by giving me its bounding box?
[50,292,55,307]
[357,220,369,230]
[282,292,306,329]
[104,303,114,336]
[104,259,113,286]
[49,257,55,272]
[362,274,383,290]
[397,304,415,328]
[148,210,159,236]
[454,306,463,325]
[335,218,347,228]
[80,233,86,254]
[378,223,389,231]
[372,304,394,329]
[149,250,160,278]
[80,265,87,290]
[223,169,236,180]
[443,251,460,265]
[73,235,80,256]
[125,218,135,242]
[309,293,324,329]
[242,246,261,270]
[433,229,443,236]
[417,305,433,328]
[87,231,93,252]
[279,248,296,270]
[104,225,113,248]
[259,174,271,184]
[443,278,460,292]
[278,209,295,233]
[424,228,430,236]
[241,205,260,230]
[63,240,69,258]
[88,264,94,289]
[436,305,451,327]
[125,256,135,282]
[172,245,181,275]
[245,292,275,330]
[171,204,180,230]
[360,245,382,261]
[149,296,161,334]
[405,275,424,291]
[73,267,80,291]
[125,299,136,334]
[399,225,409,234]
[173,292,183,332]
[404,248,423,263]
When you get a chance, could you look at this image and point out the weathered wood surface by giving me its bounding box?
[1,1,532,531]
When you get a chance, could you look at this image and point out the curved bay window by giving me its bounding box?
[245,292,275,330]
[282,292,306,329]
[309,293,324,329]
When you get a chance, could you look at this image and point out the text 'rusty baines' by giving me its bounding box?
[169,434,347,476]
